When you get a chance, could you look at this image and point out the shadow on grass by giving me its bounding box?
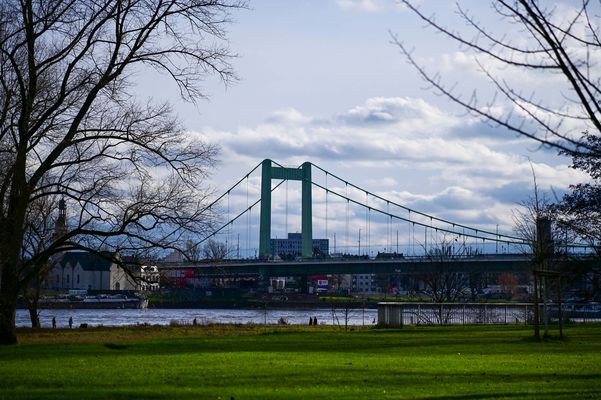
[418,390,601,400]
[2,369,599,400]
[104,343,130,350]
[3,327,600,363]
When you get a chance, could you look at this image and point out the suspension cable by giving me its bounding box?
[285,179,288,235]
[345,183,349,254]
[325,172,328,241]
[246,176,250,258]
[310,180,527,245]
[310,162,524,242]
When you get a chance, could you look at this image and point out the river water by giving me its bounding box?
[16,308,378,328]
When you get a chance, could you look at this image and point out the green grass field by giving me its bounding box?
[1,324,600,399]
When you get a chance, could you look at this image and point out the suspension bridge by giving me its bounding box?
[161,159,597,278]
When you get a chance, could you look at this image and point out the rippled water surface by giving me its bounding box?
[16,308,378,328]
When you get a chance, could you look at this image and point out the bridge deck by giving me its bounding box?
[158,255,599,277]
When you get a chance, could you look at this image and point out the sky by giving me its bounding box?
[138,0,590,256]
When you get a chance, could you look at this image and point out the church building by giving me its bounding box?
[46,199,137,291]
[48,251,136,291]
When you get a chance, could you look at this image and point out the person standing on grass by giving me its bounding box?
[68,317,73,329]
[52,317,56,329]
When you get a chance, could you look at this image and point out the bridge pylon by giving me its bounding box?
[259,159,312,258]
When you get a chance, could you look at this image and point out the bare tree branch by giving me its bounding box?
[0,0,246,345]
[395,0,601,158]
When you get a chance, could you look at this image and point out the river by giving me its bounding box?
[16,308,378,328]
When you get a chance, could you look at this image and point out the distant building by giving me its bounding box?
[270,233,329,258]
[47,252,137,291]
[137,265,161,291]
[45,200,159,292]
[311,275,329,292]
[54,198,68,240]
[162,249,184,263]
[329,274,352,293]
[352,274,378,294]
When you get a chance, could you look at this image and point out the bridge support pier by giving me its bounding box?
[258,267,268,292]
[259,159,313,258]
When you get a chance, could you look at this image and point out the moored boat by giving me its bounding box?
[40,295,148,309]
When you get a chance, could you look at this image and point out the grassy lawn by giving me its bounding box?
[1,324,600,399]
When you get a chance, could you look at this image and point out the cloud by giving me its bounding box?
[481,182,533,205]
[198,96,585,238]
[334,0,414,13]
[334,0,383,13]
[265,108,312,125]
[338,97,456,130]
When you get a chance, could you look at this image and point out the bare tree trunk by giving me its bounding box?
[533,272,540,339]
[27,306,40,329]
[0,230,24,344]
[0,266,19,344]
[344,303,350,332]
[0,301,17,345]
[25,286,41,329]
[542,276,549,338]
[23,268,45,329]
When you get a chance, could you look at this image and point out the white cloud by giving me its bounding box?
[335,0,383,13]
[339,97,457,132]
[197,96,588,245]
[334,0,417,13]
[265,108,312,125]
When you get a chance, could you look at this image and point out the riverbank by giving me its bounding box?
[146,298,380,309]
[145,292,411,309]
[24,290,419,310]
[2,324,601,399]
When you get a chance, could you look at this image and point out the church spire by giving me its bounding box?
[55,198,67,240]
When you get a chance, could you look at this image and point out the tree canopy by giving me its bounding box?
[0,0,245,345]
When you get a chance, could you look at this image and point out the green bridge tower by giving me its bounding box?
[259,159,313,258]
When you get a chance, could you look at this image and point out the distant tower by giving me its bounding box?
[55,198,67,240]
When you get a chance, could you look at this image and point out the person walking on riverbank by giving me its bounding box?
[68,317,73,329]
[52,317,56,329]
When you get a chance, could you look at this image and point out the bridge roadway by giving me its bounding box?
[159,254,600,277]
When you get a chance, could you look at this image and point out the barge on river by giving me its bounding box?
[40,294,148,309]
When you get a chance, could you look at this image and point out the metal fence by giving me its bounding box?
[377,302,601,327]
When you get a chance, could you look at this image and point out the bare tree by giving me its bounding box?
[203,239,228,261]
[512,164,577,257]
[410,237,489,324]
[20,194,60,328]
[556,132,601,250]
[183,239,203,263]
[467,271,487,301]
[397,1,601,282]
[512,178,556,254]
[0,0,245,345]
[418,240,468,294]
[419,259,467,304]
[497,273,520,301]
[394,1,601,158]
[511,166,578,337]
[390,1,601,265]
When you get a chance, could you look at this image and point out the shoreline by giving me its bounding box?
[146,300,379,310]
